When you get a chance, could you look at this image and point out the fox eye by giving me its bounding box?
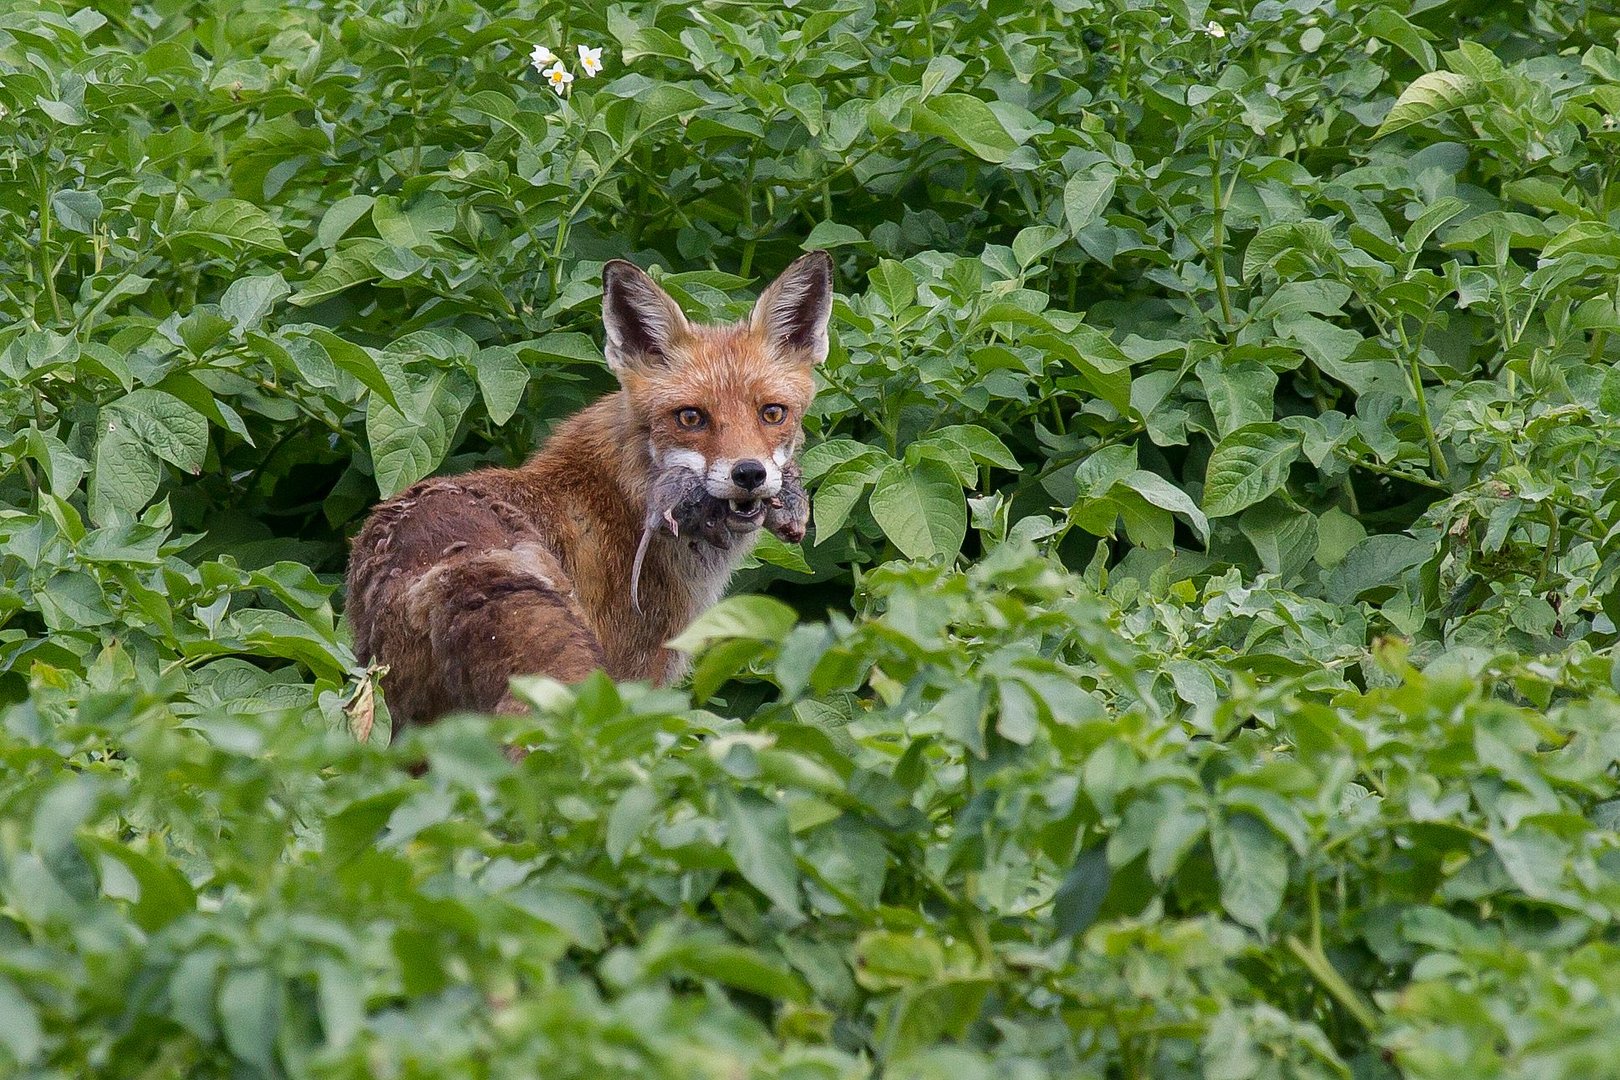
[675,407,706,429]
[760,404,787,425]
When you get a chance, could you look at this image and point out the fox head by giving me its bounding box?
[600,251,833,508]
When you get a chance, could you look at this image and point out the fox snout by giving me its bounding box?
[655,446,786,500]
[705,455,782,500]
[731,460,767,490]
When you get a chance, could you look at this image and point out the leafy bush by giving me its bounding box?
[3,0,1620,1076]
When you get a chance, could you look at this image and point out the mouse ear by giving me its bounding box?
[601,260,692,374]
[750,250,834,365]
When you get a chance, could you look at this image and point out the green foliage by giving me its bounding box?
[3,0,1620,1076]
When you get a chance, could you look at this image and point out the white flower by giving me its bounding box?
[544,61,574,96]
[577,43,603,78]
[1205,20,1226,38]
[529,44,556,72]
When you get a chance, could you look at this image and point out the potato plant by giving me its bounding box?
[2,1,1620,1077]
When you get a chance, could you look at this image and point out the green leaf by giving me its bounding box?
[657,939,811,1002]
[751,532,812,573]
[371,194,455,249]
[473,345,529,425]
[1541,221,1620,262]
[26,428,87,496]
[867,259,916,312]
[51,189,102,233]
[868,458,967,560]
[1063,168,1117,234]
[1403,196,1468,259]
[1324,534,1432,600]
[803,221,866,249]
[1196,357,1277,438]
[82,835,196,932]
[667,595,798,653]
[220,272,290,334]
[1117,470,1209,546]
[1213,813,1288,932]
[1149,800,1209,883]
[921,424,1019,470]
[1053,847,1110,936]
[719,789,802,916]
[291,238,388,306]
[1073,443,1138,499]
[168,951,222,1042]
[1037,327,1135,414]
[910,93,1022,163]
[172,199,287,255]
[1202,424,1302,519]
[932,683,987,758]
[365,369,474,497]
[1238,500,1319,578]
[219,966,281,1073]
[854,931,946,989]
[1363,7,1437,70]
[316,194,375,249]
[508,884,606,949]
[1243,220,1337,280]
[1012,225,1064,267]
[1314,507,1367,568]
[638,83,709,128]
[606,784,658,865]
[107,389,210,475]
[883,979,996,1057]
[304,328,402,410]
[812,452,888,542]
[1374,71,1487,138]
[0,978,43,1066]
[314,959,364,1052]
[457,89,518,133]
[1278,313,1362,367]
[995,678,1039,744]
[89,417,161,524]
[37,98,86,125]
[35,570,112,629]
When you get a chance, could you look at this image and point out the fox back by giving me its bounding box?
[345,251,832,732]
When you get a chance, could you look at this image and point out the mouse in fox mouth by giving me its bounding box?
[630,462,811,613]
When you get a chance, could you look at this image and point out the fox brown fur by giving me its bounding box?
[345,251,832,733]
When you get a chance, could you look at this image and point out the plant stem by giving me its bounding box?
[1208,135,1234,331]
[1404,348,1449,480]
[1334,448,1448,491]
[1105,1004,1143,1080]
[1285,935,1378,1033]
[37,162,62,323]
[1535,503,1559,592]
[740,146,759,279]
[1377,312,1449,481]
[404,44,423,178]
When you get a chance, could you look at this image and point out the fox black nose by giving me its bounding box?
[731,460,767,490]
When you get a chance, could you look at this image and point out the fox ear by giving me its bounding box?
[751,250,834,365]
[601,260,691,374]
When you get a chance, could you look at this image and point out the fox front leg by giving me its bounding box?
[765,462,809,544]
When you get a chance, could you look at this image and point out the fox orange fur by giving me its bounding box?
[345,252,832,732]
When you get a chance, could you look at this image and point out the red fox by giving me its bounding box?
[345,251,832,732]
